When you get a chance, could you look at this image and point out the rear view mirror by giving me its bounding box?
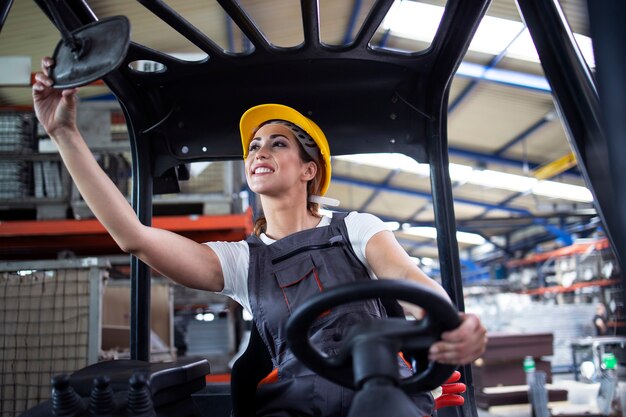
[51,15,130,89]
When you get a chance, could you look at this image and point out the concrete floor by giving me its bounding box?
[477,404,535,417]
[476,402,601,417]
[472,374,626,417]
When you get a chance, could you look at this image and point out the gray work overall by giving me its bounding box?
[246,212,435,417]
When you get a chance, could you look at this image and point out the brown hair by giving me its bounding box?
[253,133,324,236]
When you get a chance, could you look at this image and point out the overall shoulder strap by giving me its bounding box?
[245,233,263,247]
[329,211,349,224]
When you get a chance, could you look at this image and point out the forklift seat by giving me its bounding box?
[192,322,272,417]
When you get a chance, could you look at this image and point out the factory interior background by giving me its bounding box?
[0,1,624,416]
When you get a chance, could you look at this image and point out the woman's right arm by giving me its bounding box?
[32,57,225,292]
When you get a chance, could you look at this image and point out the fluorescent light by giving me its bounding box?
[457,231,487,245]
[382,1,443,42]
[382,1,595,68]
[469,15,525,56]
[468,169,537,192]
[532,181,593,202]
[507,30,595,67]
[335,154,473,179]
[506,29,538,62]
[449,164,474,182]
[402,225,486,245]
[335,154,592,202]
[337,153,428,175]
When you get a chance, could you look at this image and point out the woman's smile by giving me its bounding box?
[252,165,275,176]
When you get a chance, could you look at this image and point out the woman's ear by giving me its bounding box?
[302,161,318,182]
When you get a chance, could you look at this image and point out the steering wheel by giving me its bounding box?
[286,279,461,393]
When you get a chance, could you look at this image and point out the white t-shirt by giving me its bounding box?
[205,211,388,314]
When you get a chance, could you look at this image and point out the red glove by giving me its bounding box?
[431,371,466,411]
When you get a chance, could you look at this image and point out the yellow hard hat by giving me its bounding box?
[240,103,332,196]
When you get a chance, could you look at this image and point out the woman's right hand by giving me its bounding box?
[32,57,79,139]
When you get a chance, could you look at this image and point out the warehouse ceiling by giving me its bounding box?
[0,0,599,265]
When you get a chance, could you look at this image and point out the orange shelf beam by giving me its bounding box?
[507,238,610,267]
[520,278,621,296]
[0,209,253,260]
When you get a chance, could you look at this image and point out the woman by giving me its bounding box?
[33,57,487,416]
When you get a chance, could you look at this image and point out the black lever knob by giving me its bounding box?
[51,375,84,417]
[89,376,115,415]
[127,372,153,415]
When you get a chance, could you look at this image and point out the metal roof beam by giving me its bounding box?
[357,169,399,212]
[449,26,527,113]
[494,112,555,155]
[332,175,531,215]
[342,0,363,45]
[456,61,551,92]
[448,146,579,178]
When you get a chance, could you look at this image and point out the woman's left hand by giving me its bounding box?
[428,313,487,365]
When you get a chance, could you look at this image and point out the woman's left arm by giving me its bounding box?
[366,230,487,365]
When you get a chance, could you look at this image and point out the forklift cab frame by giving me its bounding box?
[10,0,626,416]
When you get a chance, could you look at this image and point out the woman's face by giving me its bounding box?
[244,123,317,197]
